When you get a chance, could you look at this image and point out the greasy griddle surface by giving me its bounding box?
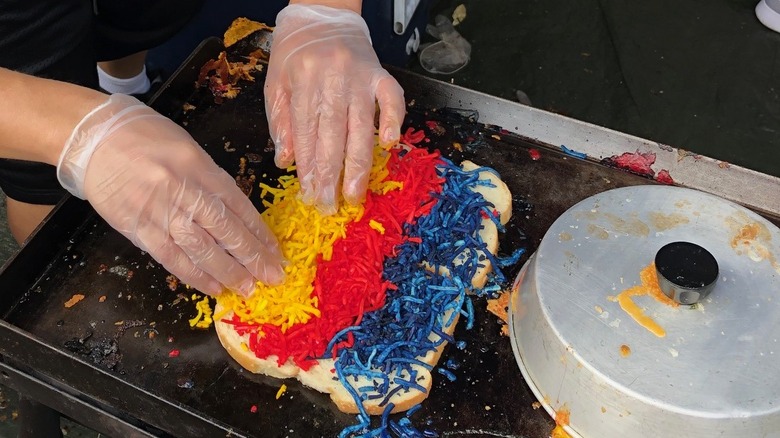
[4,38,660,437]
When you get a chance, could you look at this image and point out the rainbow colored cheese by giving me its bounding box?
[215,133,520,437]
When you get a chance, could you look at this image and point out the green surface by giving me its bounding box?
[418,0,780,177]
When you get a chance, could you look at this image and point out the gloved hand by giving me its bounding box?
[57,94,285,297]
[265,4,406,214]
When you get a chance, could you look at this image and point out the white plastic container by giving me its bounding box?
[757,0,780,33]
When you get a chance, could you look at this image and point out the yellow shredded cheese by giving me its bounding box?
[369,219,386,234]
[188,296,214,329]
[276,384,287,399]
[215,141,402,333]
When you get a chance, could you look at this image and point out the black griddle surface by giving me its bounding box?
[0,37,670,438]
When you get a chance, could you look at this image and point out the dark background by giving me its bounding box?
[415,0,780,177]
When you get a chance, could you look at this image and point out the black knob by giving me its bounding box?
[655,241,719,305]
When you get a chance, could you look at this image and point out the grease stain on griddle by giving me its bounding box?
[107,265,134,281]
[177,377,195,389]
[235,156,257,196]
[114,319,146,339]
[64,331,122,370]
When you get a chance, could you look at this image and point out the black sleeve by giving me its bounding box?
[0,0,97,87]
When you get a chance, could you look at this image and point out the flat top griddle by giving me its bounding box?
[2,37,774,438]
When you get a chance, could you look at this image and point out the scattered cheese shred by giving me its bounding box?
[369,219,386,234]
[188,296,214,329]
[275,384,287,399]
[65,294,85,308]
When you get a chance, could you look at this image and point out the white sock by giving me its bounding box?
[96,65,151,95]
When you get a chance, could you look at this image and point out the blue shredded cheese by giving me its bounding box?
[331,157,523,437]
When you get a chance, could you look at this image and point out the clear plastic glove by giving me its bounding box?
[57,94,285,297]
[265,4,406,214]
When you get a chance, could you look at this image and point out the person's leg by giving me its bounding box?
[97,50,148,78]
[92,0,205,97]
[0,157,71,247]
[93,0,205,70]
[96,50,151,95]
[5,198,54,244]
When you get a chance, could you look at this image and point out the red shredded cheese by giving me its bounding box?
[225,141,445,369]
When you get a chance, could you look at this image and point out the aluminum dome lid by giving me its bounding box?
[509,185,780,437]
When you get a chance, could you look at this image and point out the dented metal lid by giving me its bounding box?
[510,185,780,438]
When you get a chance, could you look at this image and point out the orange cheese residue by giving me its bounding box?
[729,220,780,272]
[223,17,272,48]
[215,141,401,332]
[487,291,511,336]
[551,406,572,438]
[64,294,85,308]
[551,426,571,438]
[611,263,678,337]
[731,222,762,248]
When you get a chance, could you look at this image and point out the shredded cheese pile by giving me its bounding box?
[215,142,400,332]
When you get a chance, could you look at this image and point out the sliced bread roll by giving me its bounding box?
[424,160,513,289]
[214,302,460,414]
[215,158,512,414]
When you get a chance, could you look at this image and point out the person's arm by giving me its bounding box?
[0,67,284,296]
[264,0,406,215]
[0,68,105,165]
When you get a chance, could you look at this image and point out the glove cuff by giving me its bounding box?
[275,4,372,43]
[57,94,146,199]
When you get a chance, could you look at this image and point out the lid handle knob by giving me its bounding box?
[655,241,719,305]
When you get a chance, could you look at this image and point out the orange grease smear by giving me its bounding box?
[731,223,761,248]
[613,263,678,337]
[730,222,780,271]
